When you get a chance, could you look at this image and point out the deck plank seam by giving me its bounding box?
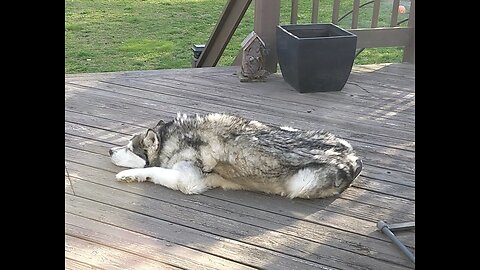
[65,142,414,198]
[66,195,338,270]
[122,78,416,134]
[66,173,412,249]
[67,81,415,143]
[136,76,416,123]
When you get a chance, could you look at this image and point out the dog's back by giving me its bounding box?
[177,113,362,198]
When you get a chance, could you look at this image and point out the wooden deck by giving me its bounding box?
[65,63,415,270]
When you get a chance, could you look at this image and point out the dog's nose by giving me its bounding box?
[109,149,113,156]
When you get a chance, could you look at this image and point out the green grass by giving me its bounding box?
[65,0,410,74]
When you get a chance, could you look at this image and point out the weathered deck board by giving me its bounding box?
[66,79,415,142]
[149,74,416,121]
[107,76,415,127]
[67,83,413,173]
[64,120,415,189]
[64,92,416,184]
[65,110,415,199]
[65,145,414,240]
[64,132,415,233]
[66,178,411,270]
[65,84,414,164]
[67,141,414,266]
[66,212,255,270]
[66,131,414,226]
[65,258,98,270]
[187,72,415,114]
[65,63,415,269]
[65,87,414,159]
[65,235,181,270]
[67,193,335,270]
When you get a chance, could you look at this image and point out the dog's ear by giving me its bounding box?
[143,129,160,150]
[155,120,165,127]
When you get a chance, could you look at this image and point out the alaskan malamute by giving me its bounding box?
[109,113,362,199]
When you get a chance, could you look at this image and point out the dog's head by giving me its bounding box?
[329,139,363,194]
[335,154,363,191]
[109,120,166,168]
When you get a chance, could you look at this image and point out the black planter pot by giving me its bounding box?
[276,23,357,93]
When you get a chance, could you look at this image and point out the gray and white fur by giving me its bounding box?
[109,113,362,199]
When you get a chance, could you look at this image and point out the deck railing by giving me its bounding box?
[195,0,415,72]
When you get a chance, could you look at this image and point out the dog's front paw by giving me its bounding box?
[115,169,145,183]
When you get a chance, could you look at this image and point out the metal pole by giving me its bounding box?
[377,220,415,264]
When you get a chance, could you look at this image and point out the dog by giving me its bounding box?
[109,113,362,199]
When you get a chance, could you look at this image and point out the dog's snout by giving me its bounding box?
[109,149,114,156]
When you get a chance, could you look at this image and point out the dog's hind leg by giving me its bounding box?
[116,161,210,194]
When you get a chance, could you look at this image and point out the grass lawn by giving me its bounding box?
[65,0,410,74]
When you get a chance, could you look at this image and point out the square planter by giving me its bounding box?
[276,23,357,93]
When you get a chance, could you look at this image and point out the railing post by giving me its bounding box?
[371,0,381,28]
[390,0,400,27]
[291,0,298,24]
[311,0,319,23]
[332,0,340,24]
[254,0,280,73]
[403,0,415,64]
[351,0,360,29]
